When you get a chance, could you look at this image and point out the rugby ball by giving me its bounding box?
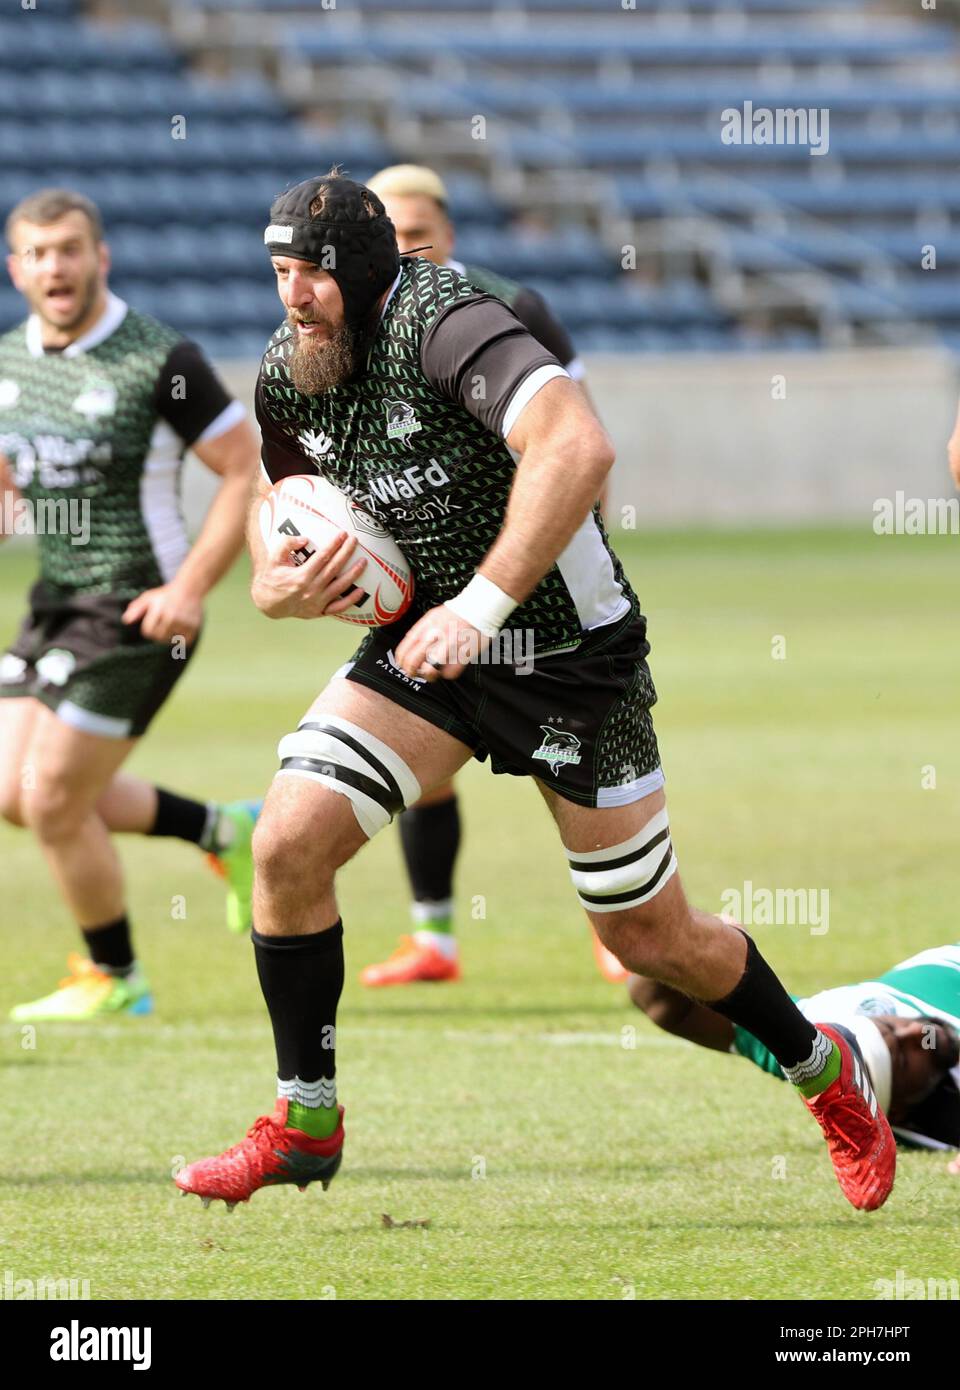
[259,474,414,627]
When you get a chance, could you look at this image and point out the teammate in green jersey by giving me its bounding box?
[629,941,960,1155]
[0,189,261,1020]
[360,163,623,988]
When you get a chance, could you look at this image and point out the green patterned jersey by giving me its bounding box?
[256,256,633,656]
[0,293,237,597]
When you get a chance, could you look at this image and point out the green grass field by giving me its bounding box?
[1,527,958,1300]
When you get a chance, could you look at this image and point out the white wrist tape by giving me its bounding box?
[446,574,518,639]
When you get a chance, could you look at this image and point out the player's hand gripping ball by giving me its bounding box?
[258,474,414,627]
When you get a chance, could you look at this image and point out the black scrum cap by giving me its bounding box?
[264,176,400,329]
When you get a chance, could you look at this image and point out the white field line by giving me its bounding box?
[2,1021,687,1048]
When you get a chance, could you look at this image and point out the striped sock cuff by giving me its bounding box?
[277,1075,337,1108]
[781,1029,834,1086]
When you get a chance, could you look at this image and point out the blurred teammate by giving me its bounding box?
[175,171,894,1215]
[0,189,261,1021]
[360,162,621,986]
[631,941,960,1156]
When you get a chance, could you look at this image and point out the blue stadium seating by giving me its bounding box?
[2,1,960,352]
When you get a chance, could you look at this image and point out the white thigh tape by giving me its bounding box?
[565,807,678,913]
[276,714,422,839]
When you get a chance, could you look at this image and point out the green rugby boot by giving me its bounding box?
[10,954,153,1021]
[206,799,261,934]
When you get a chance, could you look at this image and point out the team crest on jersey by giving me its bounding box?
[0,379,21,410]
[532,725,583,776]
[385,399,422,448]
[71,381,116,421]
[298,428,335,462]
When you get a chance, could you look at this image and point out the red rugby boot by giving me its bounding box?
[175,1100,344,1210]
[803,1024,895,1212]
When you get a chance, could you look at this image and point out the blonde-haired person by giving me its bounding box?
[362,163,620,988]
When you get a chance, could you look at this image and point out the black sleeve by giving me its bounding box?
[153,340,237,447]
[255,372,315,482]
[420,295,565,437]
[511,287,578,370]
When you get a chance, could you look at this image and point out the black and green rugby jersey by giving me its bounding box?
[450,259,582,379]
[257,257,633,656]
[0,293,242,597]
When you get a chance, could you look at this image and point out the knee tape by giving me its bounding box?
[565,807,678,913]
[276,715,422,839]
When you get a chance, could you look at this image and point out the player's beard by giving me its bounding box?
[287,307,379,395]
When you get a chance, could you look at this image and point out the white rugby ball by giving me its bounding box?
[259,473,414,627]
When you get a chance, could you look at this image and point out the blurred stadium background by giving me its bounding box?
[1,0,957,525]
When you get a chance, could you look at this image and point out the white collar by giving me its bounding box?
[445,257,466,275]
[26,290,128,360]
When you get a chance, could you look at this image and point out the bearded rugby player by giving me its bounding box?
[355,162,619,989]
[359,162,622,987]
[0,190,261,1020]
[175,172,894,1214]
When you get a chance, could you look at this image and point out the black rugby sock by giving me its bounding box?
[148,788,214,847]
[253,921,344,1134]
[82,914,135,975]
[398,796,461,905]
[705,930,818,1069]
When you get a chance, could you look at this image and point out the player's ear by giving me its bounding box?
[98,239,111,280]
[6,252,23,293]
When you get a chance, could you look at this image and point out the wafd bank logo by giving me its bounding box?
[532,725,582,776]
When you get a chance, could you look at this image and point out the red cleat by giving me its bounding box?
[803,1024,895,1212]
[360,935,461,987]
[591,926,628,984]
[175,1100,344,1209]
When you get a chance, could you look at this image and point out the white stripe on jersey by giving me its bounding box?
[195,397,246,445]
[554,509,631,633]
[501,363,568,438]
[139,420,190,584]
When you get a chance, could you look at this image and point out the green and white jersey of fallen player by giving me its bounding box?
[797,943,960,1147]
